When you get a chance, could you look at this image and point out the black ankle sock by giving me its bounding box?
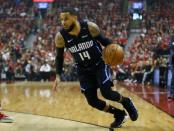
[120,96,127,103]
[107,105,122,114]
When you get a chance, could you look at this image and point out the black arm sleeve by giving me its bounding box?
[56,47,64,75]
[94,33,112,47]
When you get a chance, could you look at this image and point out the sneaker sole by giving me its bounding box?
[0,119,13,123]
[111,114,129,128]
[121,115,129,125]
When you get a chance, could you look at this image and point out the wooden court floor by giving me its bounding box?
[0,81,174,131]
[0,111,108,131]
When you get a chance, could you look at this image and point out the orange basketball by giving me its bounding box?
[103,44,124,66]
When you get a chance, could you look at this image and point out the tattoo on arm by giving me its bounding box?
[55,32,65,48]
[88,22,100,37]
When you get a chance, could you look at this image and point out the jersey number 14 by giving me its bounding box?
[79,51,91,61]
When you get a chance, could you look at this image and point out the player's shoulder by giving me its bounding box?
[55,31,63,40]
[87,21,99,30]
[87,21,100,37]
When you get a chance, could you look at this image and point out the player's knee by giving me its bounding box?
[87,98,106,110]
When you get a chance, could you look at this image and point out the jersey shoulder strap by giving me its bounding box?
[80,21,88,28]
[80,21,92,37]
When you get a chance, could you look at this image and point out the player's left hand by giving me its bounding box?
[52,75,61,92]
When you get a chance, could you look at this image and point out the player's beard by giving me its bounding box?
[65,22,75,32]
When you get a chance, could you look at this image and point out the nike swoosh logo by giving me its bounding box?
[81,35,88,38]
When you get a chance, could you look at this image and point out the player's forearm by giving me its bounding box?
[94,34,112,47]
[56,47,64,76]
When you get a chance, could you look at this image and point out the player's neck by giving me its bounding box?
[69,21,80,36]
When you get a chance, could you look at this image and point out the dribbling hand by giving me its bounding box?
[52,75,61,92]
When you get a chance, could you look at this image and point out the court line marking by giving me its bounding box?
[134,92,168,95]
[1,110,110,129]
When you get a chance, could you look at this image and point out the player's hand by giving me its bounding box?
[52,75,61,92]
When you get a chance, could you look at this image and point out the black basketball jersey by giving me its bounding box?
[60,22,103,68]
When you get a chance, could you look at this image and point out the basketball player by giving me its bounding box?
[168,33,174,100]
[0,102,13,123]
[53,7,138,128]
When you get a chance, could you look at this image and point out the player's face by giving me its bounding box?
[60,12,76,30]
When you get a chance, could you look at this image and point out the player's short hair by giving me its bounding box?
[61,7,79,16]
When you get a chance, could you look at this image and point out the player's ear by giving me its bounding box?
[70,15,77,21]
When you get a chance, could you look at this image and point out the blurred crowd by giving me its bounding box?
[0,0,173,88]
[116,0,174,87]
[0,0,129,82]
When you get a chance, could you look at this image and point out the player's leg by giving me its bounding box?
[0,112,13,123]
[97,63,138,121]
[168,64,174,100]
[142,72,148,85]
[0,102,13,123]
[79,74,126,128]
